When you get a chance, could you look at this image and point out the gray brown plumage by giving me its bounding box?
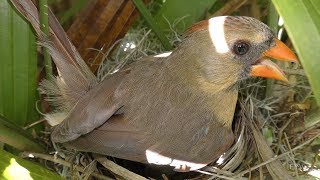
[48,16,296,171]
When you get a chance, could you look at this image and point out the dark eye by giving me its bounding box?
[233,41,250,55]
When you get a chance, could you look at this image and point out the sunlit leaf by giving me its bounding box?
[0,149,62,180]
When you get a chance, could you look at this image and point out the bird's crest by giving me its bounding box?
[185,20,209,36]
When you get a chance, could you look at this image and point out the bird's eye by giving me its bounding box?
[233,41,250,55]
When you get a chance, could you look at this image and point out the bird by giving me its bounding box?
[46,16,297,172]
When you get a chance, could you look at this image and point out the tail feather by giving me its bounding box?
[10,0,98,124]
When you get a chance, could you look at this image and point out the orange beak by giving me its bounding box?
[249,38,298,82]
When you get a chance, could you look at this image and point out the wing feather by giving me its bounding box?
[51,71,128,143]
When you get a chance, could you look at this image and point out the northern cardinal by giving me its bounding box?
[46,16,297,171]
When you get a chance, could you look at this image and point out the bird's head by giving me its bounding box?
[173,16,297,89]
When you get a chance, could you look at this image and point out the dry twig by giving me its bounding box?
[235,131,320,178]
[21,152,112,180]
[96,156,147,180]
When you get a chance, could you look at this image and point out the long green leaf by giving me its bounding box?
[0,149,62,180]
[0,115,45,152]
[271,0,320,105]
[0,0,39,126]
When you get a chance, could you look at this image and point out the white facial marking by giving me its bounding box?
[208,16,229,54]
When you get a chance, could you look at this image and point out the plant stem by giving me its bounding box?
[39,0,52,79]
[265,1,279,98]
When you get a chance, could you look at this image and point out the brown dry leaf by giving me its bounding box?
[67,0,148,73]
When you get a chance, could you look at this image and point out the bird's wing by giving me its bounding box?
[51,70,129,143]
[66,114,149,163]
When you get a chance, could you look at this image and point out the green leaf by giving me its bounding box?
[132,0,173,50]
[271,0,320,105]
[0,0,39,127]
[0,149,62,180]
[154,0,218,33]
[0,115,45,152]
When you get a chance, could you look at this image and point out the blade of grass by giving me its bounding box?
[132,0,172,50]
[0,115,45,152]
[271,0,320,105]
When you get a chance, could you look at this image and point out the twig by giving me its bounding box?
[162,174,169,180]
[195,170,237,180]
[297,124,320,142]
[284,133,299,177]
[96,156,147,180]
[234,132,320,177]
[258,156,263,180]
[23,119,46,130]
[276,117,294,154]
[21,152,112,180]
[203,166,236,176]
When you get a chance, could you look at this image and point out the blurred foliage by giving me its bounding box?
[133,0,172,50]
[57,0,87,25]
[0,149,62,180]
[154,0,218,33]
[0,1,39,128]
[49,0,88,27]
